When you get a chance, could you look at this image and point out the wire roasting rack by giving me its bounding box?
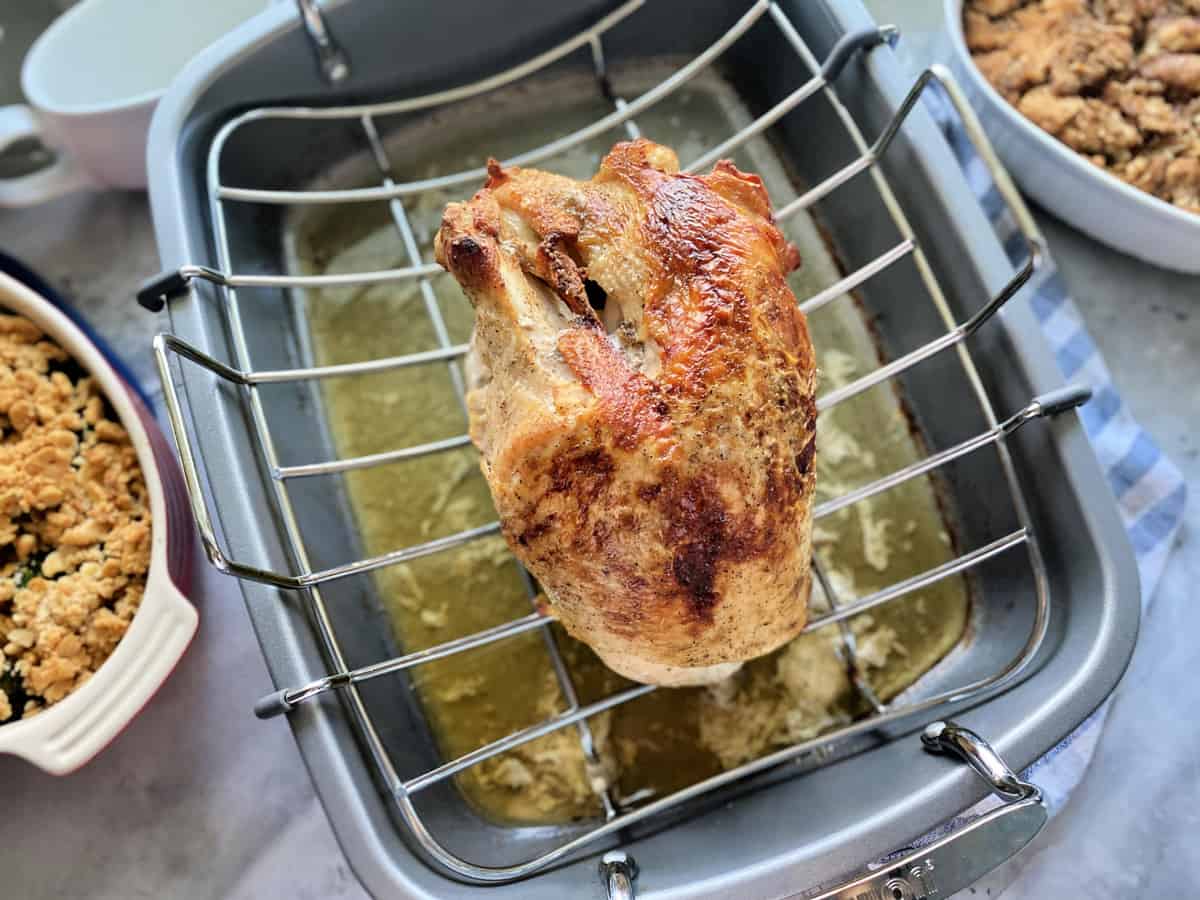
[143,0,1092,891]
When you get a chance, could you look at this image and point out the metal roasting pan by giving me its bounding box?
[143,0,1139,896]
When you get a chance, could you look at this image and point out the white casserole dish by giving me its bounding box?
[0,271,198,774]
[945,0,1200,274]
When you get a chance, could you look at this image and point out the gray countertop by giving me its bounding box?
[0,10,1197,899]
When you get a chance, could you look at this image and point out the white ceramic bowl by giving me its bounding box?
[945,0,1200,273]
[0,271,198,773]
[0,0,265,206]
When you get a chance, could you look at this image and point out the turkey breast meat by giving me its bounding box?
[434,139,817,686]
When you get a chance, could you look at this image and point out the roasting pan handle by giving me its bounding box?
[599,722,1045,900]
[599,851,638,900]
[788,721,1046,900]
[294,0,350,84]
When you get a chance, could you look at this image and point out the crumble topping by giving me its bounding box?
[0,314,150,721]
[966,0,1200,213]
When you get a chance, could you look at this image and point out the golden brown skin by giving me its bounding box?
[435,140,816,686]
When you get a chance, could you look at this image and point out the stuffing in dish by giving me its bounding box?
[0,314,150,722]
[965,0,1200,213]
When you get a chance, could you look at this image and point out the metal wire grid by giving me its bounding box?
[149,0,1083,883]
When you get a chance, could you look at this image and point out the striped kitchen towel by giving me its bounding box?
[924,86,1188,815]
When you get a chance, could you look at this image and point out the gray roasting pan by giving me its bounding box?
[144,0,1138,897]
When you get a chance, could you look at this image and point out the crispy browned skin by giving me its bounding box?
[435,139,816,686]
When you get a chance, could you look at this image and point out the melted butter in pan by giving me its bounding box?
[290,69,969,826]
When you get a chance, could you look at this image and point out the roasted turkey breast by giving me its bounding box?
[434,139,817,686]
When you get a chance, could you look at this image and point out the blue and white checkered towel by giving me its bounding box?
[926,89,1188,815]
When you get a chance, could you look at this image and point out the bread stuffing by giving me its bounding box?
[966,0,1200,212]
[0,314,149,722]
